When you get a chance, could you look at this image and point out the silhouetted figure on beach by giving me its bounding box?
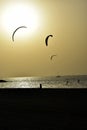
[40,84,42,89]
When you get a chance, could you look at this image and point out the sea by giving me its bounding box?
[0,75,87,88]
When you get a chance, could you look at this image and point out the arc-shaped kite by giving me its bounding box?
[45,35,53,46]
[12,26,27,42]
[50,55,57,60]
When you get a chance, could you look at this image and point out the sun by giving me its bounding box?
[1,1,40,39]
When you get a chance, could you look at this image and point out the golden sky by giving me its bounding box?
[0,0,87,77]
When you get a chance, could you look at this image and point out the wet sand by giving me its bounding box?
[0,88,87,129]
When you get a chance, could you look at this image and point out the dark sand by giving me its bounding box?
[0,88,87,129]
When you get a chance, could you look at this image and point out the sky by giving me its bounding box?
[0,0,87,78]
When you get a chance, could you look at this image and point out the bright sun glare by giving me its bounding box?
[1,2,40,39]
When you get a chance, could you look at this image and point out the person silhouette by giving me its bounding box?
[77,79,80,83]
[40,84,42,89]
[66,81,69,85]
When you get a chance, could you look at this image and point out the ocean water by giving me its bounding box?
[0,75,87,88]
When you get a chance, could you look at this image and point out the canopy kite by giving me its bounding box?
[12,26,27,42]
[45,35,53,46]
[50,55,57,60]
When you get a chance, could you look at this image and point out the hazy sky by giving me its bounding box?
[0,0,87,77]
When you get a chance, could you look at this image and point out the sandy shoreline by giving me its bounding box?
[0,89,87,129]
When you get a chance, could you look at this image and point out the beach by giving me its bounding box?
[0,75,87,129]
[0,88,87,129]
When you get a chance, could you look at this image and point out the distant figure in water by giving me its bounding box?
[66,81,69,85]
[77,79,80,83]
[40,84,42,89]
